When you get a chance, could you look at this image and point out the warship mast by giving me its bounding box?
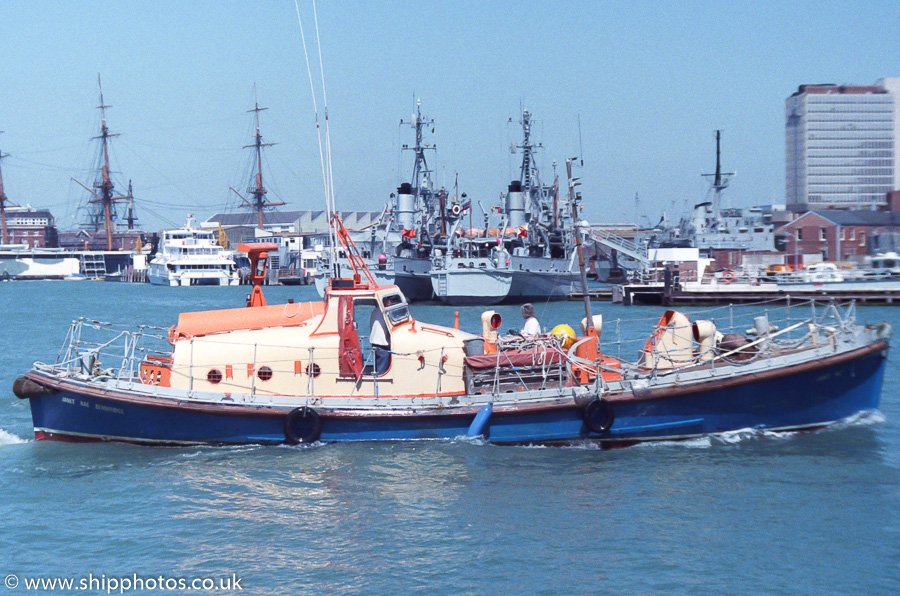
[701,130,734,224]
[399,100,437,232]
[125,180,137,230]
[516,109,542,202]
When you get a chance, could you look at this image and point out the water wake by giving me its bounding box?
[828,409,885,429]
[633,410,886,449]
[0,429,28,445]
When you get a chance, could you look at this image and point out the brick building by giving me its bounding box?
[1,206,59,248]
[776,210,900,265]
[56,228,147,252]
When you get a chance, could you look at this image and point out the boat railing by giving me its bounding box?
[467,337,571,395]
[627,264,900,286]
[589,230,650,265]
[37,299,862,395]
[40,318,172,383]
[594,299,859,374]
[628,267,765,285]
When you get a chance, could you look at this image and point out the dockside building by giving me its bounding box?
[786,79,899,212]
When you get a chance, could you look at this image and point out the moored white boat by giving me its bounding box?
[147,217,239,287]
[0,245,81,280]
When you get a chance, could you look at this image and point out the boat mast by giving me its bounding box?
[400,100,436,231]
[241,86,284,230]
[74,76,134,251]
[701,130,734,224]
[0,134,9,244]
[517,110,538,197]
[568,158,593,333]
[125,180,137,230]
[516,109,545,221]
[94,76,132,250]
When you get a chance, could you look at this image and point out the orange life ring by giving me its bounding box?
[723,271,735,283]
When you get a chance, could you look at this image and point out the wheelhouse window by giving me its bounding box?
[382,294,410,325]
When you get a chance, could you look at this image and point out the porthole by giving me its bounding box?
[257,366,273,382]
[306,363,321,378]
[207,369,223,384]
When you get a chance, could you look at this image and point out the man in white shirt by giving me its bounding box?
[369,306,391,376]
[520,303,541,339]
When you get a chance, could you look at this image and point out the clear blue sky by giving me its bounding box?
[1,0,898,232]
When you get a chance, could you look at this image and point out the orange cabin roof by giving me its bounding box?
[172,301,325,339]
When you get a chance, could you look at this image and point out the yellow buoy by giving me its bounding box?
[550,324,576,349]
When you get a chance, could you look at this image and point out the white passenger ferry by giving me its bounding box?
[147,217,239,286]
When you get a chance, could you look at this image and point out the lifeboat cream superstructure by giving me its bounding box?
[166,284,478,398]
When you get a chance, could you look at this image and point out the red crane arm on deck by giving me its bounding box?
[331,215,377,287]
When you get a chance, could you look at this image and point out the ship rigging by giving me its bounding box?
[229,86,284,229]
[71,76,138,251]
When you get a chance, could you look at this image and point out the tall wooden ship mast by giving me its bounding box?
[232,87,284,229]
[0,133,10,244]
[72,76,135,251]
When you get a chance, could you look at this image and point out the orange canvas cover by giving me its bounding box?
[172,301,325,339]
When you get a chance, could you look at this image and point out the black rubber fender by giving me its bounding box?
[283,407,322,444]
[12,377,58,400]
[583,397,615,434]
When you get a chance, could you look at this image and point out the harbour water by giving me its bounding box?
[1,282,899,594]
